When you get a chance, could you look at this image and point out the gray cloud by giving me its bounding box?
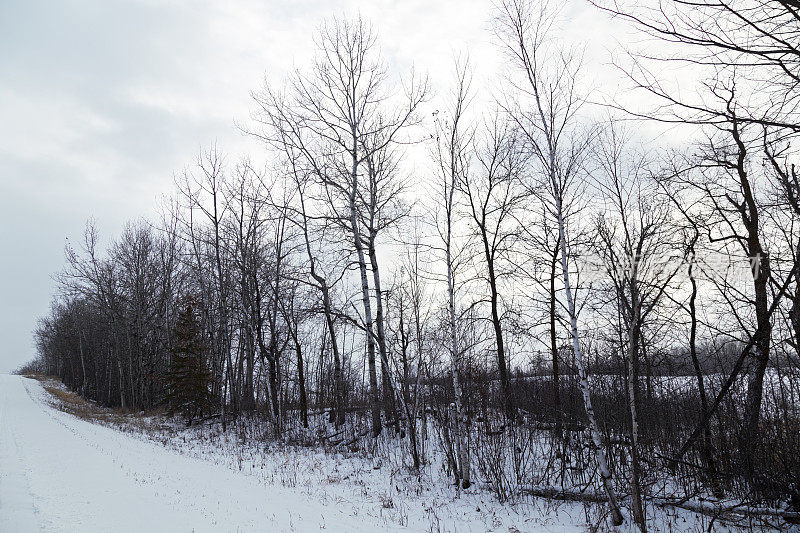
[1,0,629,372]
[0,0,243,371]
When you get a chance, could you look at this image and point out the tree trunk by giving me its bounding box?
[294,334,308,428]
[369,242,397,431]
[742,250,770,477]
[481,234,514,423]
[349,146,381,437]
[242,322,255,410]
[549,238,562,439]
[321,284,345,426]
[555,192,624,526]
[731,122,771,479]
[398,299,420,469]
[447,222,470,488]
[687,246,721,496]
[626,284,645,532]
[78,331,88,397]
[117,359,126,411]
[298,188,345,427]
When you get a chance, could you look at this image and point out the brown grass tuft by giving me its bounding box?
[38,380,174,436]
[44,386,84,405]
[23,373,54,382]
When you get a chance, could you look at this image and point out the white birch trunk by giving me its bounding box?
[554,194,624,526]
[446,172,469,488]
[524,32,624,518]
[349,143,382,437]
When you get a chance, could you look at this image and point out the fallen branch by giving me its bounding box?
[508,485,800,523]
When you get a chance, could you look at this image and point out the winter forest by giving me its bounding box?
[18,0,800,531]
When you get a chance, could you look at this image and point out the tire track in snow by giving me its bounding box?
[1,376,395,532]
[0,376,42,531]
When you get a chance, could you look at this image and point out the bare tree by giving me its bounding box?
[593,0,800,488]
[431,59,474,488]
[361,135,410,431]
[461,113,527,424]
[592,122,683,530]
[495,0,624,524]
[177,147,237,428]
[251,17,426,437]
[657,168,723,496]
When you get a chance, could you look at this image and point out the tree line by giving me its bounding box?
[27,1,800,529]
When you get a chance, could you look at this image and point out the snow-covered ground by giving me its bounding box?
[0,374,581,532]
[0,374,749,532]
[0,374,393,532]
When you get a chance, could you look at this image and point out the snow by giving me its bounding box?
[0,375,401,532]
[0,375,576,532]
[0,375,746,532]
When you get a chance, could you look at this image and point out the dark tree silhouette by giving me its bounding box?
[165,300,213,425]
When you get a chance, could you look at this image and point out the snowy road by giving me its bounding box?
[0,375,397,532]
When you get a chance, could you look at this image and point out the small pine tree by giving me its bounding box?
[164,299,213,425]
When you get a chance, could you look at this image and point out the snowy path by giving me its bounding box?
[0,375,397,532]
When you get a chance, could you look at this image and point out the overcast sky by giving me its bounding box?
[0,0,635,373]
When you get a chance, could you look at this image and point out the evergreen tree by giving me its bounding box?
[164,299,213,425]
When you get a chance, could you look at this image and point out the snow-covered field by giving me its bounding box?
[0,374,749,532]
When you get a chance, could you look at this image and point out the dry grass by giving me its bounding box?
[41,384,113,423]
[44,386,83,405]
[32,377,172,435]
[23,373,56,382]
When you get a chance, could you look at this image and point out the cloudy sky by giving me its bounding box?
[0,0,632,372]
